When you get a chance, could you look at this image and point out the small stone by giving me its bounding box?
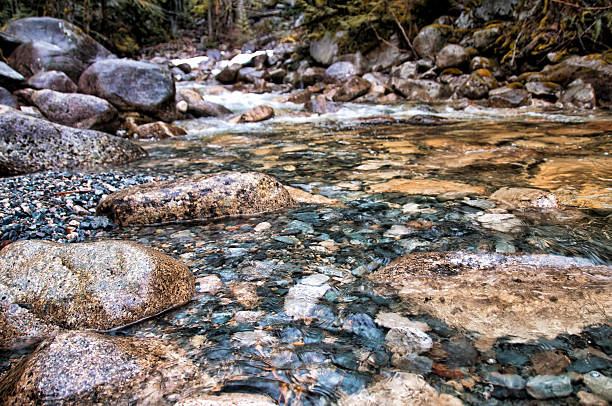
[488,372,526,390]
[526,375,573,399]
[196,275,222,295]
[385,326,433,355]
[254,221,271,232]
[383,224,413,238]
[578,390,609,406]
[584,371,612,401]
[530,350,571,375]
[228,282,259,309]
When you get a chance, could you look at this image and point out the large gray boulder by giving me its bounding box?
[436,44,469,70]
[0,240,195,349]
[79,59,176,121]
[413,25,449,60]
[30,89,118,131]
[310,31,341,66]
[4,17,113,82]
[96,172,296,226]
[324,61,357,84]
[542,54,612,103]
[0,106,145,175]
[0,331,212,404]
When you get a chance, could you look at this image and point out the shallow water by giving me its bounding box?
[2,93,612,404]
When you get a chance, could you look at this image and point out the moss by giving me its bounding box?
[507,81,525,89]
[442,67,463,75]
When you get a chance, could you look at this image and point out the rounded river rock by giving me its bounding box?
[96,171,296,226]
[0,240,195,349]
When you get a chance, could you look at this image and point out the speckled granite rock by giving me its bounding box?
[0,106,145,175]
[369,252,612,340]
[0,331,214,405]
[0,240,195,349]
[96,172,296,226]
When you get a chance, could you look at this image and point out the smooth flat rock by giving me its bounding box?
[0,240,195,349]
[96,172,296,226]
[0,331,213,405]
[0,106,145,175]
[369,251,612,340]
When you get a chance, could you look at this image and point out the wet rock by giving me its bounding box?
[310,31,341,66]
[490,187,558,209]
[96,172,295,226]
[560,79,597,109]
[324,61,357,84]
[577,391,609,406]
[470,56,498,72]
[473,26,501,51]
[231,330,278,347]
[0,331,212,404]
[284,185,345,207]
[136,121,187,139]
[236,105,274,123]
[488,372,526,390]
[299,66,326,86]
[385,326,432,355]
[196,275,223,295]
[525,81,561,101]
[0,106,145,175]
[176,393,277,406]
[436,44,469,70]
[489,85,530,108]
[0,240,195,349]
[460,68,498,99]
[339,372,462,406]
[542,54,612,103]
[79,59,176,122]
[304,94,340,114]
[0,87,18,108]
[229,282,259,309]
[368,178,484,195]
[333,76,371,102]
[391,61,418,80]
[267,67,286,84]
[176,88,232,117]
[584,371,612,401]
[284,274,330,320]
[375,312,430,332]
[362,72,389,93]
[237,67,266,83]
[4,17,112,82]
[369,252,612,340]
[0,61,25,90]
[526,375,572,399]
[413,25,449,60]
[30,89,118,131]
[365,38,411,72]
[477,213,523,233]
[391,353,434,374]
[26,70,78,93]
[392,78,451,101]
[529,351,571,375]
[215,63,241,84]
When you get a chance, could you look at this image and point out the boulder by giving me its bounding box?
[525,81,561,101]
[0,331,212,404]
[542,54,612,103]
[0,106,145,175]
[560,79,596,109]
[0,87,18,108]
[4,17,113,82]
[391,61,418,79]
[413,25,450,60]
[365,37,411,72]
[215,63,241,84]
[333,76,371,102]
[26,70,78,93]
[369,252,612,340]
[362,72,389,93]
[96,172,296,226]
[0,240,195,349]
[473,25,502,50]
[267,67,286,84]
[0,62,25,91]
[304,94,340,114]
[235,105,275,123]
[237,67,267,83]
[391,78,451,101]
[30,89,118,131]
[489,85,529,107]
[309,31,341,66]
[300,66,326,86]
[79,59,176,122]
[324,61,357,84]
[460,68,498,99]
[470,56,497,72]
[435,44,469,70]
[136,121,187,139]
[176,88,232,117]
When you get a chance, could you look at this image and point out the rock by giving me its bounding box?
[26,70,78,93]
[584,371,612,401]
[30,89,118,131]
[324,61,357,84]
[229,282,259,309]
[0,331,212,404]
[215,63,241,84]
[391,61,418,79]
[284,185,345,207]
[365,37,411,72]
[237,67,267,83]
[176,393,277,406]
[176,88,232,117]
[374,312,430,332]
[96,172,295,226]
[304,94,340,114]
[385,326,433,355]
[577,391,609,406]
[529,351,571,375]
[136,121,187,139]
[490,187,558,209]
[460,68,498,99]
[0,31,21,57]
[488,372,526,390]
[4,17,113,82]
[268,67,286,83]
[475,0,517,20]
[392,78,451,101]
[489,86,530,107]
[0,240,195,349]
[300,66,326,86]
[0,106,145,175]
[473,26,502,51]
[368,178,484,195]
[0,61,25,90]
[525,81,561,101]
[196,275,223,295]
[284,274,330,320]
[542,54,612,103]
[333,76,371,102]
[470,56,497,72]
[436,44,469,70]
[368,252,612,340]
[237,105,274,122]
[560,79,597,109]
[339,372,462,406]
[362,72,389,93]
[526,375,573,399]
[310,32,341,66]
[413,25,449,60]
[79,59,176,122]
[0,87,18,108]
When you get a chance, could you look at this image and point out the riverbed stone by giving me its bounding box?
[490,187,558,209]
[392,78,451,101]
[526,375,573,399]
[30,89,118,131]
[310,31,341,66]
[460,68,498,99]
[136,121,187,139]
[584,371,612,401]
[368,178,484,195]
[26,70,78,93]
[324,61,357,84]
[560,79,597,109]
[542,54,612,103]
[385,326,433,355]
[369,252,612,340]
[489,86,530,107]
[284,274,330,320]
[436,44,469,70]
[0,240,195,349]
[79,59,176,121]
[305,94,340,114]
[0,106,145,175]
[176,88,232,117]
[0,331,213,404]
[237,105,275,122]
[96,172,295,226]
[413,25,449,59]
[333,76,371,102]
